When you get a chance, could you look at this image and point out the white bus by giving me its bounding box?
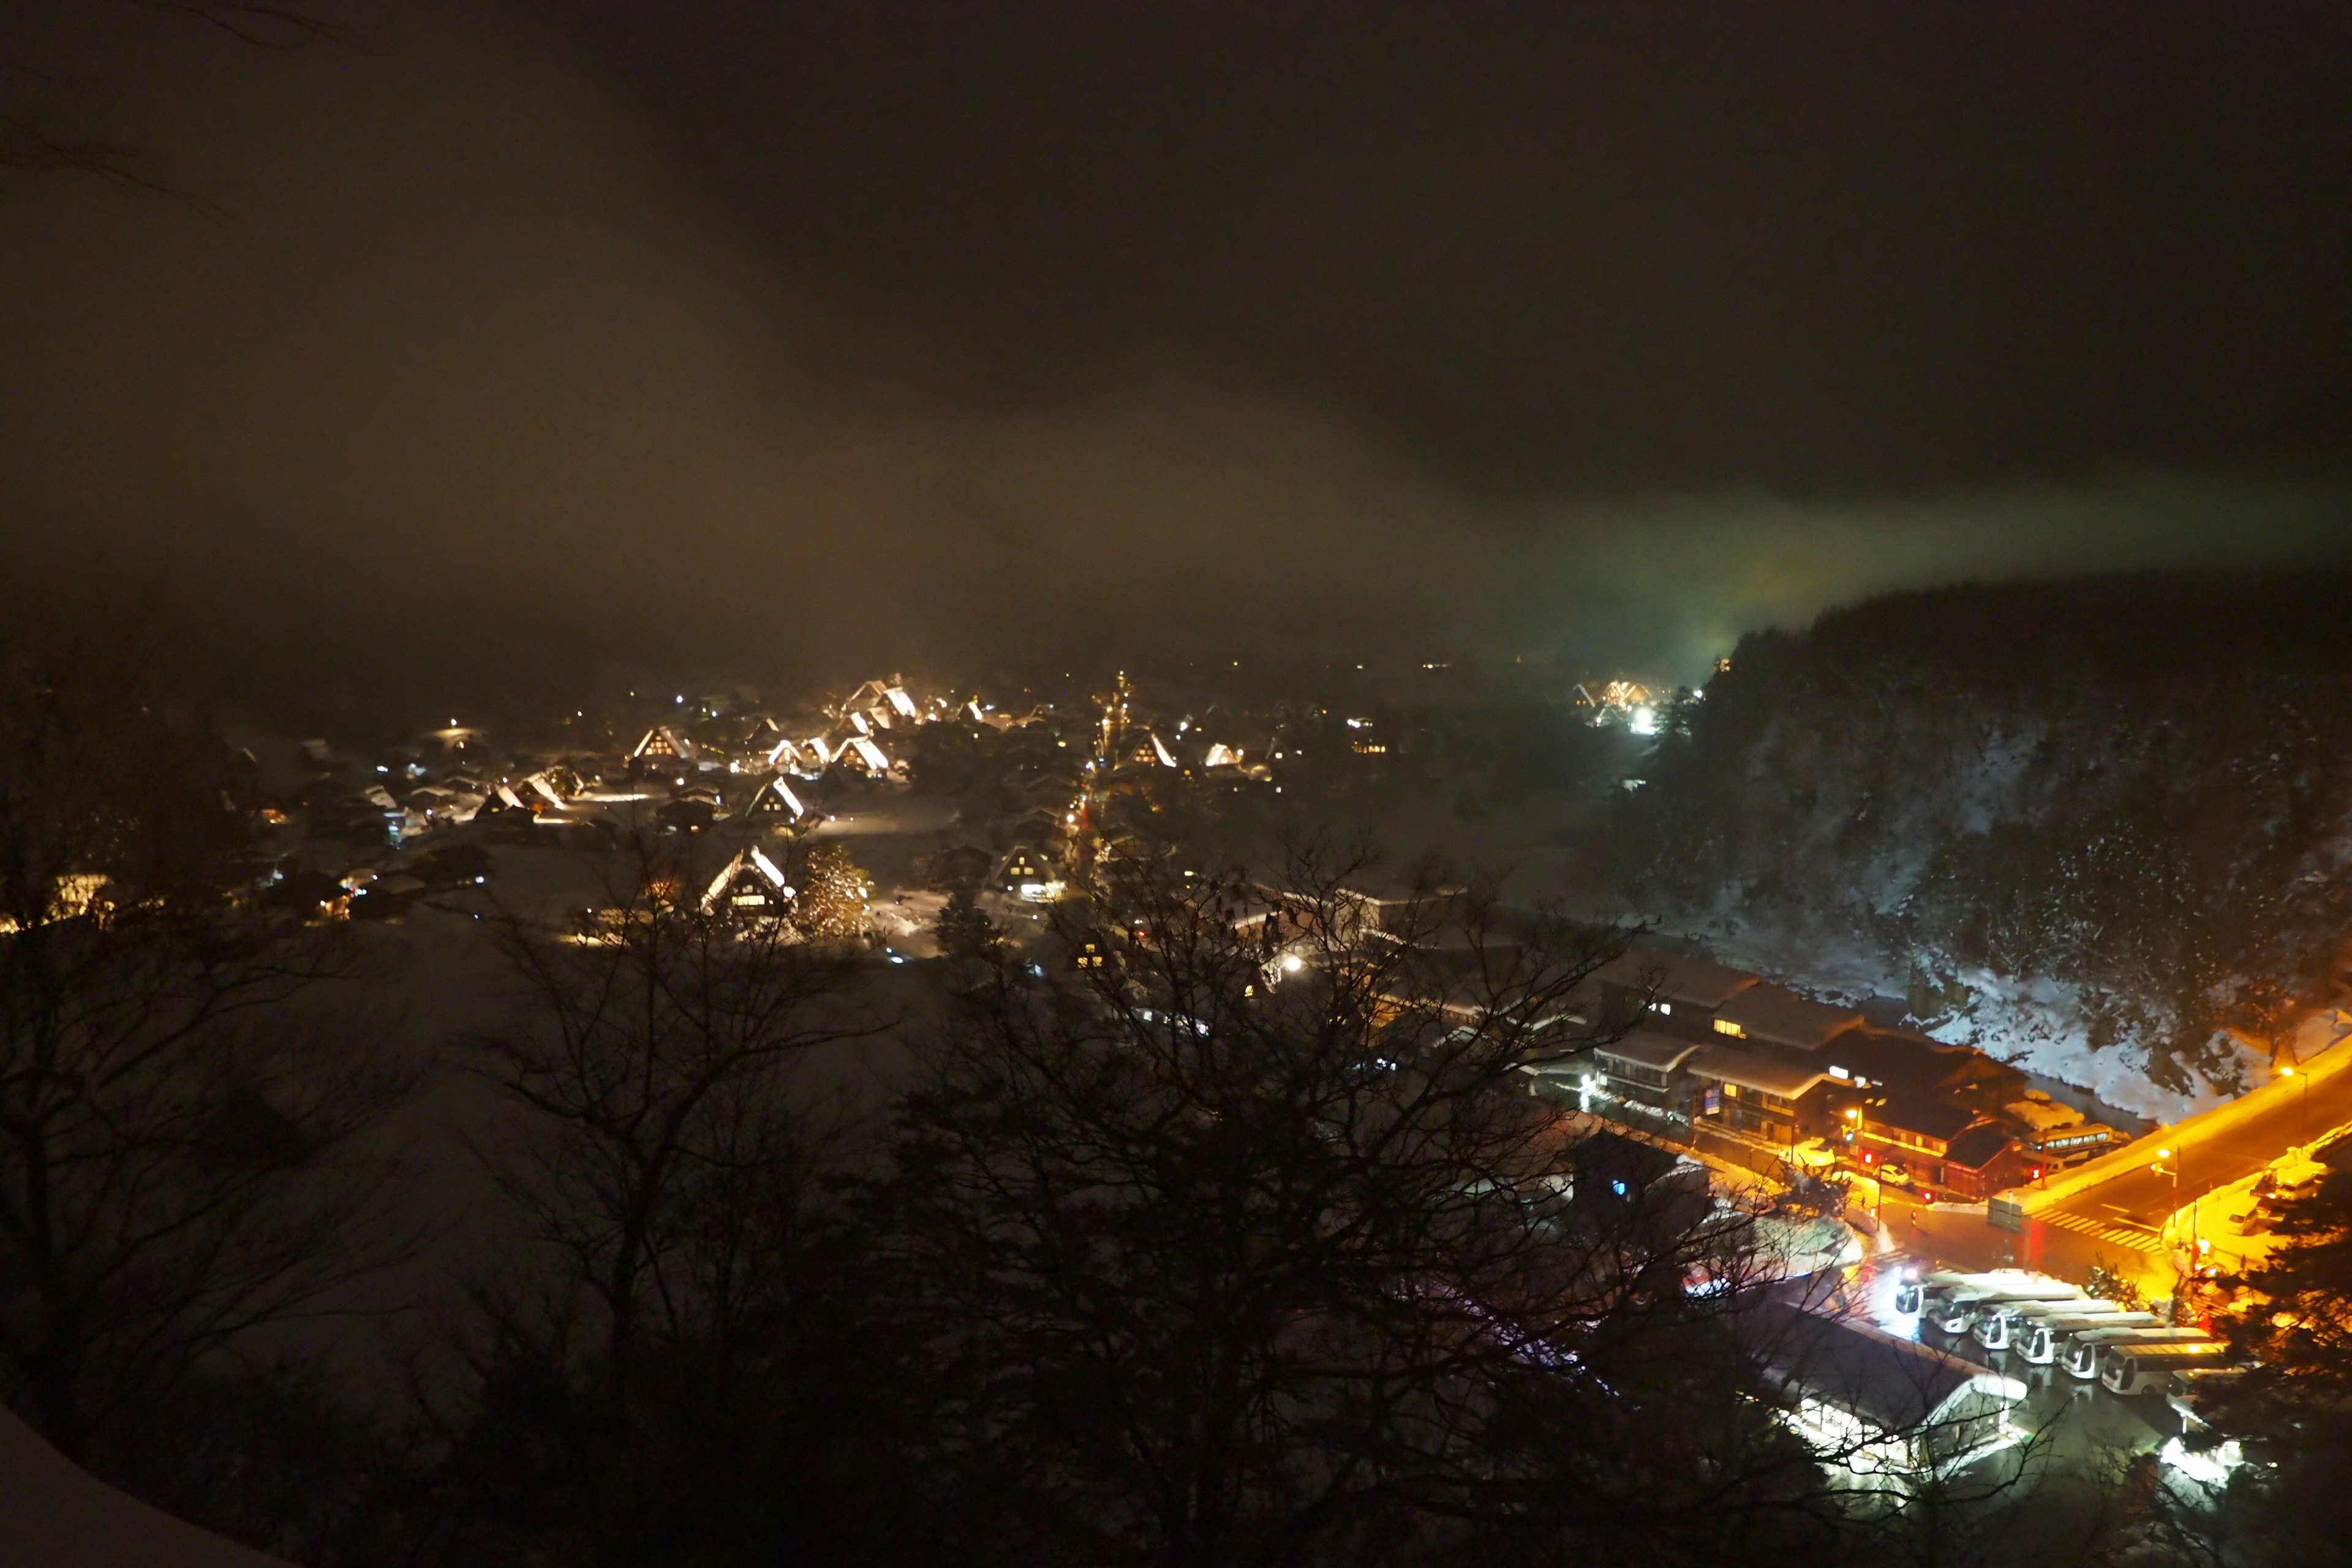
[1971,1286,2095,1351]
[2064,1325,2209,1381]
[1895,1268,1978,1319]
[1937,1279,2076,1338]
[2019,1308,2160,1365]
[2103,1340,2233,1396]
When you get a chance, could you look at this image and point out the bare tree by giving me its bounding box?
[2,1,333,186]
[885,843,1858,1567]
[0,638,420,1474]
[463,840,880,1399]
[428,837,911,1564]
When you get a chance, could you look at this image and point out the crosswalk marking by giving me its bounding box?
[2037,1207,2163,1253]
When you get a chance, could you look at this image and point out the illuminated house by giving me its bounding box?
[741,774,806,824]
[996,846,1065,902]
[472,782,532,820]
[702,847,793,917]
[629,726,695,779]
[839,735,895,776]
[834,677,928,734]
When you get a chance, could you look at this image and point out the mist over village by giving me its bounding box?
[8,6,2352,1568]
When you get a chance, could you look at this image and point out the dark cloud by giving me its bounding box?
[1,2,2348,722]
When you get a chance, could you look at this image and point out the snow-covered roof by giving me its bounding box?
[1596,948,1762,1011]
[701,846,792,911]
[745,775,806,820]
[631,726,693,761]
[1714,984,1864,1050]
[1687,1042,1831,1101]
[1596,1029,1707,1074]
[1747,1300,2021,1434]
[849,736,891,772]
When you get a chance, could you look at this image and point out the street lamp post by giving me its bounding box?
[2152,1144,2196,1299]
[1845,1106,1877,1220]
[2282,1064,2310,1150]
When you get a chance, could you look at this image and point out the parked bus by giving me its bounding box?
[1937,1279,2076,1338]
[2102,1340,2233,1396]
[2019,1308,2160,1365]
[2168,1366,2250,1431]
[1972,1286,2095,1351]
[1896,1268,1978,1319]
[2064,1325,2209,1381]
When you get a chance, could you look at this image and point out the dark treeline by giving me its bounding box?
[1,628,2323,1568]
[1615,571,2352,1095]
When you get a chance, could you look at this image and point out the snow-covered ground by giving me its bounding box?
[0,1406,285,1567]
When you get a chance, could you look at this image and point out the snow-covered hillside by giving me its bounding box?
[1613,575,2352,1120]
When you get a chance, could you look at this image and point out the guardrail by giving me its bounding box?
[1994,1009,2352,1216]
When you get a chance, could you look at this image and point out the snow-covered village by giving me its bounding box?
[17,7,2352,1566]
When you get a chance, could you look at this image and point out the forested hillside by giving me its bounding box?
[1615,573,2352,1117]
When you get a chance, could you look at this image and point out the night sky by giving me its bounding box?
[5,2,2351,707]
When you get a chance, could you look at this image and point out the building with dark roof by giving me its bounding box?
[1711,984,1864,1053]
[1746,1301,2023,1473]
[1939,1123,2035,1201]
[1594,947,1760,1024]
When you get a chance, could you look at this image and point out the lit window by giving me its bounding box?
[1713,1019,1744,1037]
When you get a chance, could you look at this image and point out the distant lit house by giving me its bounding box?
[997,845,1065,902]
[741,774,807,824]
[629,726,695,780]
[703,846,793,917]
[845,736,895,776]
